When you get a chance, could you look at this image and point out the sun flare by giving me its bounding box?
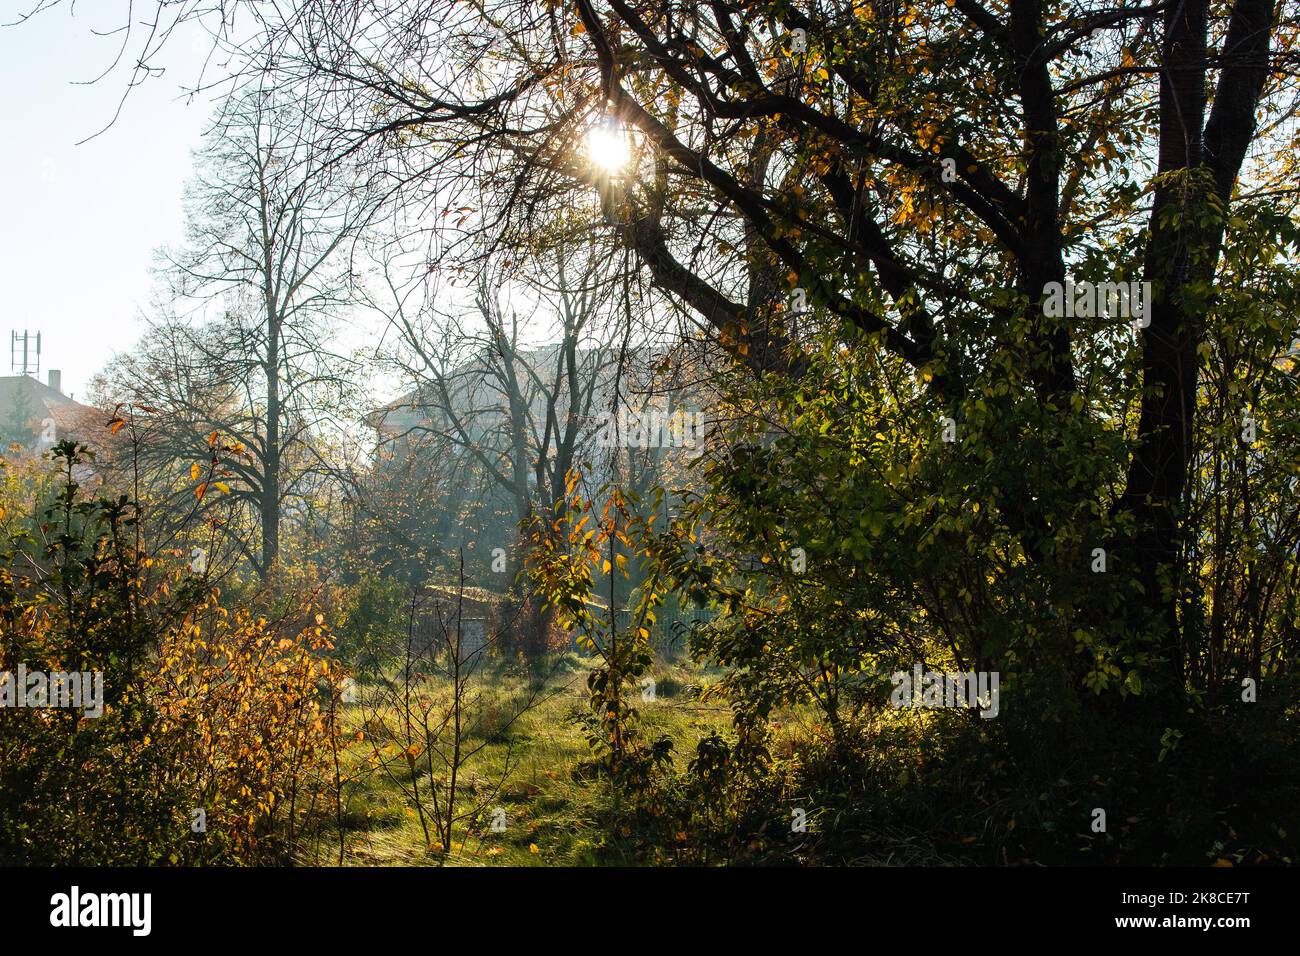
[585,123,630,173]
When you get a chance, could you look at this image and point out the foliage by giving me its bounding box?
[527,476,672,780]
[0,442,344,864]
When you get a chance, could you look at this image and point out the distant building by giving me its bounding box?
[366,344,706,470]
[0,370,101,458]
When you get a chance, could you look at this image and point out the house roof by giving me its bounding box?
[0,373,82,408]
[0,375,102,446]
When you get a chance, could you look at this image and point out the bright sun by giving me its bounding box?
[586,123,630,173]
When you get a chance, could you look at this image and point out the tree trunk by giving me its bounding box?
[1120,0,1273,697]
[262,315,282,576]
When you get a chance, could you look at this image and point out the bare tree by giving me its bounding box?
[100,90,379,576]
[370,247,653,645]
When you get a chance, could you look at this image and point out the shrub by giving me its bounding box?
[0,443,344,865]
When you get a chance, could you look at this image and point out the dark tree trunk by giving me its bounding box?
[1120,0,1273,696]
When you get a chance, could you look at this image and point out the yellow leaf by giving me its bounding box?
[190,463,201,482]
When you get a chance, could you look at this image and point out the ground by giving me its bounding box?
[323,654,754,866]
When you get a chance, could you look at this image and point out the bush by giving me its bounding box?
[0,443,345,865]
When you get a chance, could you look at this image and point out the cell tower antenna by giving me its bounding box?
[9,330,41,376]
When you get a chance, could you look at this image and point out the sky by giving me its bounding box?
[0,2,576,416]
[0,2,217,399]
